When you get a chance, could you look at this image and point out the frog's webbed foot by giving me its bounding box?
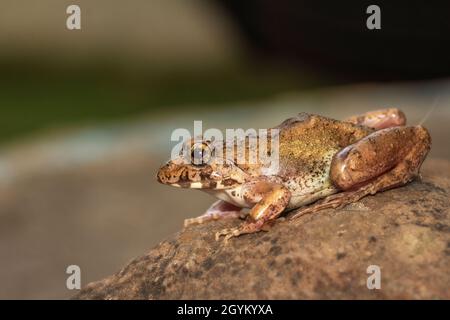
[215,219,266,244]
[184,200,244,228]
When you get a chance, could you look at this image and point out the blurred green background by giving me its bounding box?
[0,60,323,145]
[0,0,328,147]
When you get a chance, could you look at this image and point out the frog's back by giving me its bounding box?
[274,113,373,202]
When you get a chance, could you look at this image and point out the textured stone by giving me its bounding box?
[74,159,450,299]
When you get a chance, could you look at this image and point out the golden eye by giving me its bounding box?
[191,143,212,166]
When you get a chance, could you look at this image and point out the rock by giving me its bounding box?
[74,159,450,299]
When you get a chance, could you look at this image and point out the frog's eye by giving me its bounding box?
[191,142,213,166]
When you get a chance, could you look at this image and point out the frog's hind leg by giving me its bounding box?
[184,200,245,227]
[345,108,406,130]
[290,125,431,219]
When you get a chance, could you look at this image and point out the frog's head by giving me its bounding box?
[157,139,248,189]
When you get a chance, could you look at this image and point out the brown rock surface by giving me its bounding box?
[74,159,450,299]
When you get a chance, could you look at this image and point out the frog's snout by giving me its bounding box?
[156,161,197,188]
[156,169,165,184]
[156,162,179,186]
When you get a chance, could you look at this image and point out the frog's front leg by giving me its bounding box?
[215,181,291,243]
[184,200,244,227]
[291,125,431,219]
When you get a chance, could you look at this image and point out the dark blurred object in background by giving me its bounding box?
[219,0,450,80]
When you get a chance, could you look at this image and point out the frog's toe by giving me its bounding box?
[185,211,243,228]
[215,219,268,243]
[215,227,241,243]
[290,186,374,220]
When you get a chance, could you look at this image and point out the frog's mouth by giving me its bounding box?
[157,172,239,190]
[169,181,207,189]
[156,160,243,189]
[169,179,239,189]
[156,165,210,188]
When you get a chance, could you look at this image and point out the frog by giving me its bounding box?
[157,108,431,243]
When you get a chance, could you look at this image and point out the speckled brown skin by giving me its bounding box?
[332,126,431,190]
[291,125,431,220]
[275,113,373,187]
[157,109,431,242]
